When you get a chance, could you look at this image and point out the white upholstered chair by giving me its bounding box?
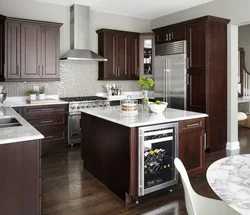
[174,158,240,215]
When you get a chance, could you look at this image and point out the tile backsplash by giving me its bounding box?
[0,61,140,97]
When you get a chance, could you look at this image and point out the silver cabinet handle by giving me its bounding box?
[38,65,40,76]
[186,123,200,127]
[113,36,115,75]
[16,65,20,77]
[40,108,54,111]
[125,37,127,75]
[118,67,120,76]
[204,133,207,150]
[42,65,44,76]
[169,33,171,41]
[44,136,53,140]
[41,120,54,124]
[186,57,190,69]
[166,34,168,41]
[186,73,190,85]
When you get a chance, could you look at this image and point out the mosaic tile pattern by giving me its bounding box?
[0,61,140,97]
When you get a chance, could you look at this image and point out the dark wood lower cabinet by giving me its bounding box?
[0,140,41,215]
[178,118,206,176]
[13,104,68,155]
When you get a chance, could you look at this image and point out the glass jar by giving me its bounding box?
[120,95,138,113]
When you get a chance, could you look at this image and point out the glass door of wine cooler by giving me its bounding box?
[138,123,178,196]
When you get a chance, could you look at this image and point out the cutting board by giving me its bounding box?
[27,99,58,104]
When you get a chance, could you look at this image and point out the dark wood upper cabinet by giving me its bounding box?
[41,25,60,79]
[128,33,140,79]
[4,17,62,81]
[0,15,5,81]
[21,23,42,79]
[96,29,139,80]
[6,20,21,79]
[153,23,186,44]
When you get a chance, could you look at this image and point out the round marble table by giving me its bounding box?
[207,154,250,215]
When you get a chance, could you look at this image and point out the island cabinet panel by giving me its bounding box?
[81,112,138,202]
[18,104,68,155]
[0,140,41,215]
[178,118,206,176]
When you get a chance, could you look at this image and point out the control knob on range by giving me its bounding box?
[71,106,76,110]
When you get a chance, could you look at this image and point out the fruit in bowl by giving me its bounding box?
[149,100,168,113]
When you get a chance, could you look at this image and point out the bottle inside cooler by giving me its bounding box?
[144,141,175,189]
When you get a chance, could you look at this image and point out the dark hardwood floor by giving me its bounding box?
[42,127,250,215]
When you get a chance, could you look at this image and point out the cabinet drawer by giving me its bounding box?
[27,115,66,126]
[23,104,68,119]
[179,118,205,133]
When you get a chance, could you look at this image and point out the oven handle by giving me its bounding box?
[69,112,81,116]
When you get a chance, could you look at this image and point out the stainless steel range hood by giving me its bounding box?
[61,5,107,61]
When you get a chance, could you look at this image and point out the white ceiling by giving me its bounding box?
[33,0,214,19]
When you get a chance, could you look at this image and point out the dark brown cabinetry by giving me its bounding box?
[0,140,41,215]
[0,15,5,81]
[16,104,68,155]
[5,17,62,81]
[186,21,206,113]
[186,17,229,152]
[97,29,139,80]
[153,16,230,152]
[154,24,186,44]
[179,118,206,176]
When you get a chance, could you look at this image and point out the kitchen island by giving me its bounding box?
[81,106,208,203]
[0,107,44,215]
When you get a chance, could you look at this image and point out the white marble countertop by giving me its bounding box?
[80,106,208,127]
[207,154,250,215]
[0,107,44,145]
[3,95,68,107]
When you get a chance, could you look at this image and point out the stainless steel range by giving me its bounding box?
[60,96,110,146]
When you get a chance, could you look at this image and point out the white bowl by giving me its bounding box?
[149,102,168,114]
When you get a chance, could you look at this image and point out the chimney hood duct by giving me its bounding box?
[61,5,107,61]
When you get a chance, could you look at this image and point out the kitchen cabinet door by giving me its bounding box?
[21,23,42,79]
[169,24,186,41]
[6,21,21,79]
[116,32,129,79]
[41,25,60,80]
[186,21,206,113]
[128,34,140,80]
[0,16,5,81]
[179,129,206,176]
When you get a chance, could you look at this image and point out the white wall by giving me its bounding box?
[151,0,250,28]
[239,25,250,70]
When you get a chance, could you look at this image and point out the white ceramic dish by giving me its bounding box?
[149,102,168,114]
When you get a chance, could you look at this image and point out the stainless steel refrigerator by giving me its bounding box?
[154,40,187,110]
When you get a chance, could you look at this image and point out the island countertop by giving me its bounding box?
[80,106,208,127]
[0,107,44,144]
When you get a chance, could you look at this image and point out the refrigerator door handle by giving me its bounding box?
[186,57,190,70]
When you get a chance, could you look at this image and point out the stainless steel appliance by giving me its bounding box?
[60,96,110,145]
[155,40,187,110]
[138,122,178,196]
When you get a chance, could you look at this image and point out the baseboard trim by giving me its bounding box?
[226,141,240,150]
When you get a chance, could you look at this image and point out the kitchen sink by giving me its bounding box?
[0,117,22,128]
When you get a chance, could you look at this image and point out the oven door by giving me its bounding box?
[68,113,81,144]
